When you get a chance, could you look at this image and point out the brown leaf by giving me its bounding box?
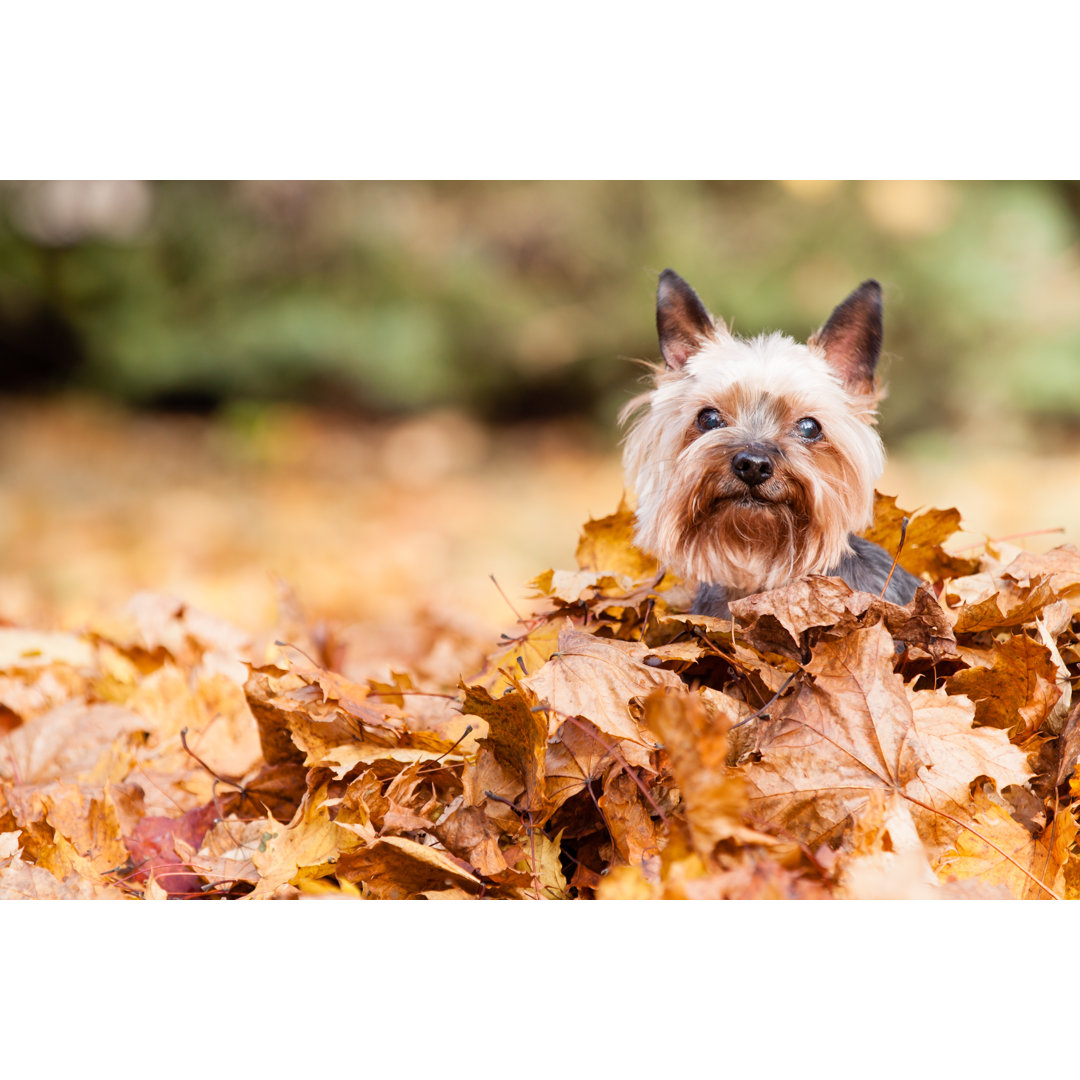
[932,787,1056,899]
[643,689,771,857]
[575,498,664,582]
[500,831,568,898]
[862,493,979,581]
[186,817,269,887]
[435,804,509,878]
[111,591,250,674]
[947,635,1062,737]
[745,625,931,845]
[1056,700,1080,786]
[43,784,129,877]
[948,577,1059,634]
[835,791,944,899]
[462,683,547,812]
[1001,546,1080,608]
[0,858,127,899]
[543,716,616,809]
[336,836,483,899]
[731,576,955,662]
[906,687,1032,794]
[250,782,359,897]
[597,769,661,870]
[902,687,1033,854]
[0,701,148,786]
[245,666,393,768]
[521,627,676,762]
[530,569,627,604]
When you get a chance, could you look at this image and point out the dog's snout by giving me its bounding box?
[731,448,774,487]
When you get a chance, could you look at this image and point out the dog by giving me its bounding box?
[621,270,921,617]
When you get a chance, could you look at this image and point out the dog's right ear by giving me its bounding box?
[656,269,720,370]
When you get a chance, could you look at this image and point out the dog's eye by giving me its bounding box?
[794,417,823,441]
[696,408,725,432]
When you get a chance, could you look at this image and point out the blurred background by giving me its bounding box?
[2,180,1079,640]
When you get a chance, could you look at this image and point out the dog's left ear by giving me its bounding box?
[809,280,882,395]
[656,269,722,371]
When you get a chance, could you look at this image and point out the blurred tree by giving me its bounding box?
[1,180,1078,447]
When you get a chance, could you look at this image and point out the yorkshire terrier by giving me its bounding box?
[622,270,921,617]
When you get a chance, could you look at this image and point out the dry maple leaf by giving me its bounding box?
[861,492,979,582]
[746,624,931,845]
[744,624,1033,866]
[947,634,1062,738]
[474,615,563,698]
[530,568,628,605]
[575,497,663,582]
[185,816,269,888]
[521,626,677,762]
[946,575,1059,635]
[834,790,944,899]
[500,829,568,899]
[932,786,1059,899]
[1000,546,1080,609]
[250,781,360,898]
[462,682,547,812]
[435,803,510,879]
[542,715,617,809]
[597,768,662,871]
[0,857,126,899]
[731,576,956,663]
[903,686,1032,843]
[642,688,773,858]
[0,700,148,786]
[125,802,220,897]
[43,783,129,877]
[335,835,483,899]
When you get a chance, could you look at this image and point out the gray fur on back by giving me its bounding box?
[691,533,921,617]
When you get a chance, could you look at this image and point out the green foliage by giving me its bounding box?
[2,180,1079,444]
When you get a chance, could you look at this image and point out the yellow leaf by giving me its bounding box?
[251,782,358,897]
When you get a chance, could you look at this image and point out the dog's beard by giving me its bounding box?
[633,447,870,598]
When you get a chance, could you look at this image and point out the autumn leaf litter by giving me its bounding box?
[2,494,1079,899]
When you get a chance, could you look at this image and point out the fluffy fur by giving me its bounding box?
[621,271,919,614]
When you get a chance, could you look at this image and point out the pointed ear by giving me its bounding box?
[808,280,883,395]
[656,269,720,370]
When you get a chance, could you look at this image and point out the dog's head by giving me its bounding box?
[622,270,887,597]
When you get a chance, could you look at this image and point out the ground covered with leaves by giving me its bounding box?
[2,491,1079,899]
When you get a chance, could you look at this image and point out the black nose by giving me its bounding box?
[731,449,774,487]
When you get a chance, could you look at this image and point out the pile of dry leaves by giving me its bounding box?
[2,494,1078,899]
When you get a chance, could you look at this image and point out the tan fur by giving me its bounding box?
[622,323,885,601]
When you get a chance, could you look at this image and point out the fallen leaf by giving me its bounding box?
[746,625,931,846]
[125,802,220,897]
[336,835,483,899]
[642,689,771,857]
[251,782,360,897]
[862,493,979,581]
[575,498,663,582]
[597,769,661,870]
[947,635,1062,737]
[0,701,148,785]
[521,627,677,761]
[932,787,1056,899]
[949,577,1059,634]
[0,858,127,899]
[463,683,547,812]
